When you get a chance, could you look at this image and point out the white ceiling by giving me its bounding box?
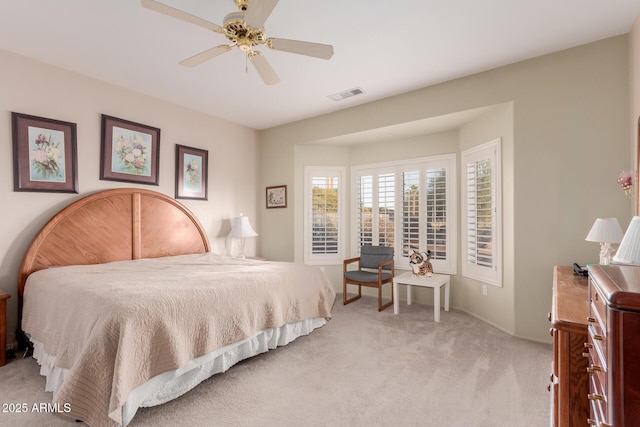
[1,0,639,131]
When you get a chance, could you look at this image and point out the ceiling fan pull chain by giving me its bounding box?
[245,53,249,74]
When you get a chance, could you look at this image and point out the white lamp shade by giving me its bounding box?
[228,216,258,238]
[585,218,624,244]
[613,216,640,265]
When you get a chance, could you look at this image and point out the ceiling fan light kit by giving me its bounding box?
[141,0,334,85]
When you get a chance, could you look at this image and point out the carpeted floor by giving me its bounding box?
[0,295,551,427]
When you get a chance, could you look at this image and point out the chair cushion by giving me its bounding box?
[360,245,394,270]
[345,270,392,283]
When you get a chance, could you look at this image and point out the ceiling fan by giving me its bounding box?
[141,0,334,85]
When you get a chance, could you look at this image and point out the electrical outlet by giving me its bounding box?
[319,266,325,273]
[482,284,488,296]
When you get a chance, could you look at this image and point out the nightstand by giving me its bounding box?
[0,290,9,367]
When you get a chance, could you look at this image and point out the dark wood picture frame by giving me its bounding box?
[266,185,287,208]
[12,112,78,193]
[100,114,160,185]
[175,144,208,200]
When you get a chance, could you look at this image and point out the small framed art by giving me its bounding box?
[175,144,208,200]
[12,112,78,193]
[266,185,287,208]
[100,114,160,185]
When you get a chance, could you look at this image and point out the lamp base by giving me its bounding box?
[599,242,615,265]
[236,237,247,259]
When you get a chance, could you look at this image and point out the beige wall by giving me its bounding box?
[0,49,259,346]
[259,35,632,343]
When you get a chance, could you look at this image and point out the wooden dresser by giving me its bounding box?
[587,265,640,426]
[550,266,590,426]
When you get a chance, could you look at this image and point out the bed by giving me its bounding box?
[17,188,336,427]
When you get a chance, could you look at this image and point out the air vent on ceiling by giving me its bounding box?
[328,87,365,101]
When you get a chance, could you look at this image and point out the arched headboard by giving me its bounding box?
[18,188,210,302]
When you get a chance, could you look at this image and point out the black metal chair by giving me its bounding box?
[343,245,394,311]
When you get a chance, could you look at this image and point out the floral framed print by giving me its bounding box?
[175,144,208,200]
[12,112,78,193]
[100,114,160,185]
[266,185,287,208]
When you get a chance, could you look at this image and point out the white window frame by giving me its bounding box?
[304,166,346,265]
[461,138,502,286]
[350,154,457,274]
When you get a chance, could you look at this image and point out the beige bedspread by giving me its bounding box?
[22,253,336,427]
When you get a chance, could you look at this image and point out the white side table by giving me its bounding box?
[392,272,450,322]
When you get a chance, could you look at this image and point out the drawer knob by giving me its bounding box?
[584,342,593,349]
[593,334,604,341]
[582,352,590,358]
[587,419,596,426]
[587,316,596,323]
[588,393,604,401]
[587,365,602,373]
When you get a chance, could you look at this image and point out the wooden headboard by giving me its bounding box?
[18,188,211,302]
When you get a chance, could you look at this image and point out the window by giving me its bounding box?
[461,139,501,286]
[351,155,456,274]
[304,166,345,264]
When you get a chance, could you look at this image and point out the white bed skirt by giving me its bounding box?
[31,317,327,426]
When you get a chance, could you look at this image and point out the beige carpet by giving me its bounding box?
[0,296,551,427]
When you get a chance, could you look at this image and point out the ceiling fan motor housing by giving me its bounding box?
[223,11,266,51]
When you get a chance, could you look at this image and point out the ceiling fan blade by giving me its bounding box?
[249,52,280,85]
[266,38,334,60]
[243,0,279,29]
[141,0,222,32]
[179,45,232,67]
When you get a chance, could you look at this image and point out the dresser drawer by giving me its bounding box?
[589,277,607,330]
[588,373,608,426]
[587,341,607,399]
[587,322,607,365]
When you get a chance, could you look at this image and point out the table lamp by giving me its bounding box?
[612,216,640,265]
[585,218,623,265]
[228,214,258,259]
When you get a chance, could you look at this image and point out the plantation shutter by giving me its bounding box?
[465,158,493,267]
[357,175,373,247]
[377,173,395,247]
[425,168,447,260]
[304,166,345,265]
[352,155,456,275]
[461,139,501,286]
[311,176,339,255]
[402,171,420,257]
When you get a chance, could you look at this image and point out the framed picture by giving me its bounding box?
[100,114,160,185]
[12,112,78,193]
[266,185,287,208]
[175,144,208,200]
